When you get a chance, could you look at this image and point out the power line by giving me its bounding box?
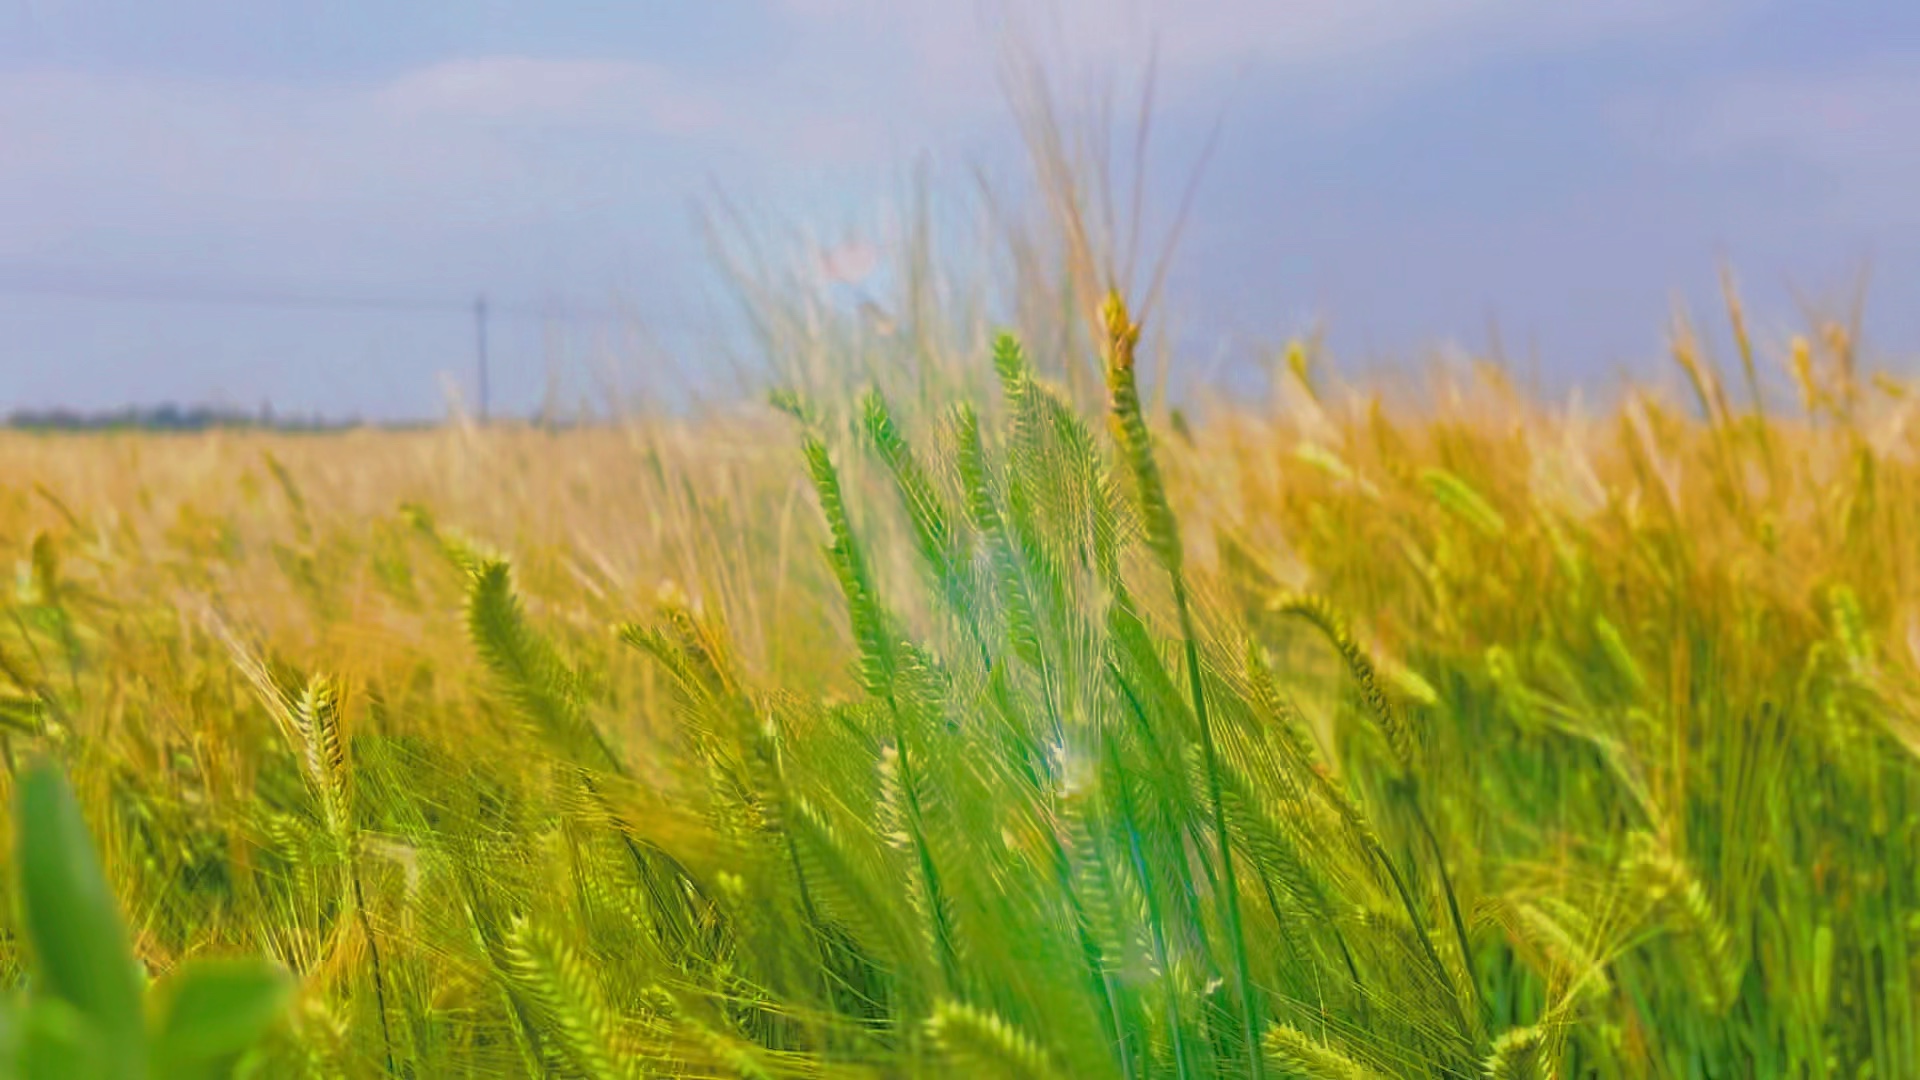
[0,270,639,425]
[0,275,630,323]
[0,277,466,315]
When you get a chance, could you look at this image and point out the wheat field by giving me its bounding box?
[1,263,1916,1078]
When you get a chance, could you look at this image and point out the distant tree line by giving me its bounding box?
[4,403,366,432]
[1,403,613,432]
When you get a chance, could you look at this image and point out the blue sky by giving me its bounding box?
[1,1,1915,418]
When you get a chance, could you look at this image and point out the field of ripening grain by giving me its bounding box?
[1,270,1917,1079]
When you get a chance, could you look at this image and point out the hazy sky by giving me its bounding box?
[2,1,1915,418]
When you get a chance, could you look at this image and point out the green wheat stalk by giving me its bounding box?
[1101,291,1263,1078]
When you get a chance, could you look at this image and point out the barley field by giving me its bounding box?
[2,261,1916,1078]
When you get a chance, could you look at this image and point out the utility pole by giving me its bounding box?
[474,293,490,423]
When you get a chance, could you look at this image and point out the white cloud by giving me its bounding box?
[0,2,1753,287]
[0,61,727,209]
[380,57,723,135]
[1045,0,1708,68]
[0,1,1731,238]
[772,0,1728,121]
[0,57,767,271]
[1625,65,1920,229]
[0,44,954,240]
[1689,69,1919,168]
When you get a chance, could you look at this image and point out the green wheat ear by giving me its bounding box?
[924,999,1060,1080]
[292,675,352,839]
[1262,1022,1381,1080]
[950,399,1052,673]
[504,914,634,1080]
[286,674,399,1075]
[802,434,896,697]
[1484,1025,1552,1080]
[1266,589,1482,1043]
[798,424,961,993]
[1421,467,1506,538]
[1592,614,1648,697]
[1621,832,1743,1015]
[991,330,1030,407]
[465,558,617,772]
[768,387,820,426]
[1100,292,1181,572]
[1268,591,1412,772]
[860,388,974,624]
[1827,582,1871,672]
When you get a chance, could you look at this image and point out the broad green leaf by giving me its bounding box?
[12,761,145,1077]
[15,997,109,1080]
[151,959,294,1078]
[0,997,16,1080]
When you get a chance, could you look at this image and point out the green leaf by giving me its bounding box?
[12,760,145,1077]
[150,959,294,1078]
[15,996,110,1080]
[0,997,17,1080]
